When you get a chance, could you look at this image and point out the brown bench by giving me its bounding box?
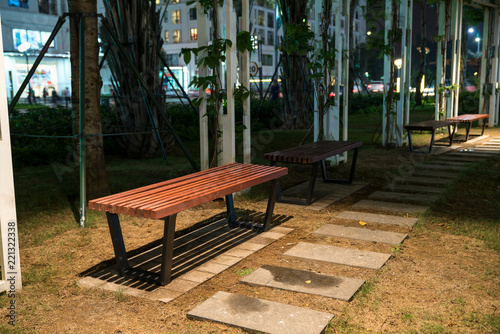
[446,114,488,142]
[88,162,287,286]
[405,120,458,153]
[263,140,363,205]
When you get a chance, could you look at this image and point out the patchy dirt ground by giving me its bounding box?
[3,129,500,333]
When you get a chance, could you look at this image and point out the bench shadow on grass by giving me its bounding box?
[79,210,293,292]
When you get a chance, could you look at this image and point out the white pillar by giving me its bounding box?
[479,7,490,116]
[450,0,463,118]
[0,15,22,291]
[492,9,500,126]
[435,1,446,120]
[197,2,210,170]
[313,0,321,142]
[404,0,413,129]
[382,0,393,145]
[341,0,350,160]
[332,0,342,143]
[221,0,236,165]
[241,0,251,164]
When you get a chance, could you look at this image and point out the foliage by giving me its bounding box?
[9,107,74,167]
[179,3,252,167]
[458,91,479,114]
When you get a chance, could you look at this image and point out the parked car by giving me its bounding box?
[464,79,477,92]
[367,81,384,93]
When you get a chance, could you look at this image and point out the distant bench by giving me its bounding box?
[446,114,488,142]
[88,163,287,286]
[263,140,363,205]
[405,120,458,153]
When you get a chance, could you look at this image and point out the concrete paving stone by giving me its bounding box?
[418,164,468,171]
[353,199,429,214]
[211,254,244,267]
[335,211,418,228]
[368,191,439,204]
[426,160,471,166]
[187,291,334,334]
[259,231,286,240]
[383,184,447,194]
[447,152,494,158]
[77,277,107,289]
[269,226,294,235]
[164,278,201,292]
[234,242,267,252]
[312,224,407,245]
[284,242,391,270]
[393,176,450,185]
[240,265,365,301]
[437,155,483,162]
[222,248,256,259]
[412,170,459,178]
[179,270,216,283]
[472,147,500,152]
[196,261,231,275]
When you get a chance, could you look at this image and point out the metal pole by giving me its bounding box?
[79,15,86,228]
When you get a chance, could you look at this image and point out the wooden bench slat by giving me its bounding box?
[103,164,273,213]
[122,166,279,217]
[264,140,363,164]
[89,163,287,219]
[446,114,488,122]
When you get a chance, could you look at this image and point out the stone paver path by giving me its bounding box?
[353,199,429,214]
[241,265,365,301]
[312,224,407,244]
[284,242,391,270]
[187,291,334,334]
[334,211,418,227]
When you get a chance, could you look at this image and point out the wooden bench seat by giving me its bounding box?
[264,140,363,205]
[445,114,488,142]
[88,163,287,286]
[405,120,458,153]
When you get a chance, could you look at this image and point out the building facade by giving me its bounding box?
[0,0,71,102]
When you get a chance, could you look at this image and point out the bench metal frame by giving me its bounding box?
[264,140,362,206]
[446,114,488,142]
[90,163,285,286]
[405,120,458,153]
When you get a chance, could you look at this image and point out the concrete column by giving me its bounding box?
[382,0,393,145]
[450,0,463,118]
[492,9,500,126]
[221,0,237,165]
[197,2,210,170]
[479,7,490,116]
[0,15,22,290]
[241,0,251,164]
[435,1,446,120]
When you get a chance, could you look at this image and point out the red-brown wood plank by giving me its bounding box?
[405,120,457,131]
[446,114,488,122]
[88,163,287,219]
[264,140,363,164]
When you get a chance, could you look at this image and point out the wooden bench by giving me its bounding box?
[263,140,363,205]
[88,162,287,286]
[405,120,458,153]
[445,114,488,142]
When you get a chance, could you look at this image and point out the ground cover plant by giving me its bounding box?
[1,99,499,333]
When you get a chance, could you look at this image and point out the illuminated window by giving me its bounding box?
[172,10,181,24]
[13,28,54,49]
[172,0,179,3]
[257,10,265,26]
[8,0,29,8]
[164,30,169,42]
[190,28,197,41]
[156,0,160,4]
[173,30,180,43]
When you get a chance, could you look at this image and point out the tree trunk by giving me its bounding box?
[348,0,358,115]
[68,0,110,199]
[415,0,427,106]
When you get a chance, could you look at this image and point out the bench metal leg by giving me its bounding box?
[465,123,471,141]
[160,214,177,286]
[320,148,359,184]
[106,212,130,276]
[306,162,319,205]
[428,130,436,153]
[263,179,279,231]
[407,130,415,152]
[225,194,236,226]
[269,161,283,201]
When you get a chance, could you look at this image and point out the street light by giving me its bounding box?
[394,59,402,93]
[17,42,31,102]
[475,36,480,53]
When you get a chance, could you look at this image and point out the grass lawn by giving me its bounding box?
[3,104,500,333]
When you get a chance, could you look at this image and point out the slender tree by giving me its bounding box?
[67,0,110,199]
